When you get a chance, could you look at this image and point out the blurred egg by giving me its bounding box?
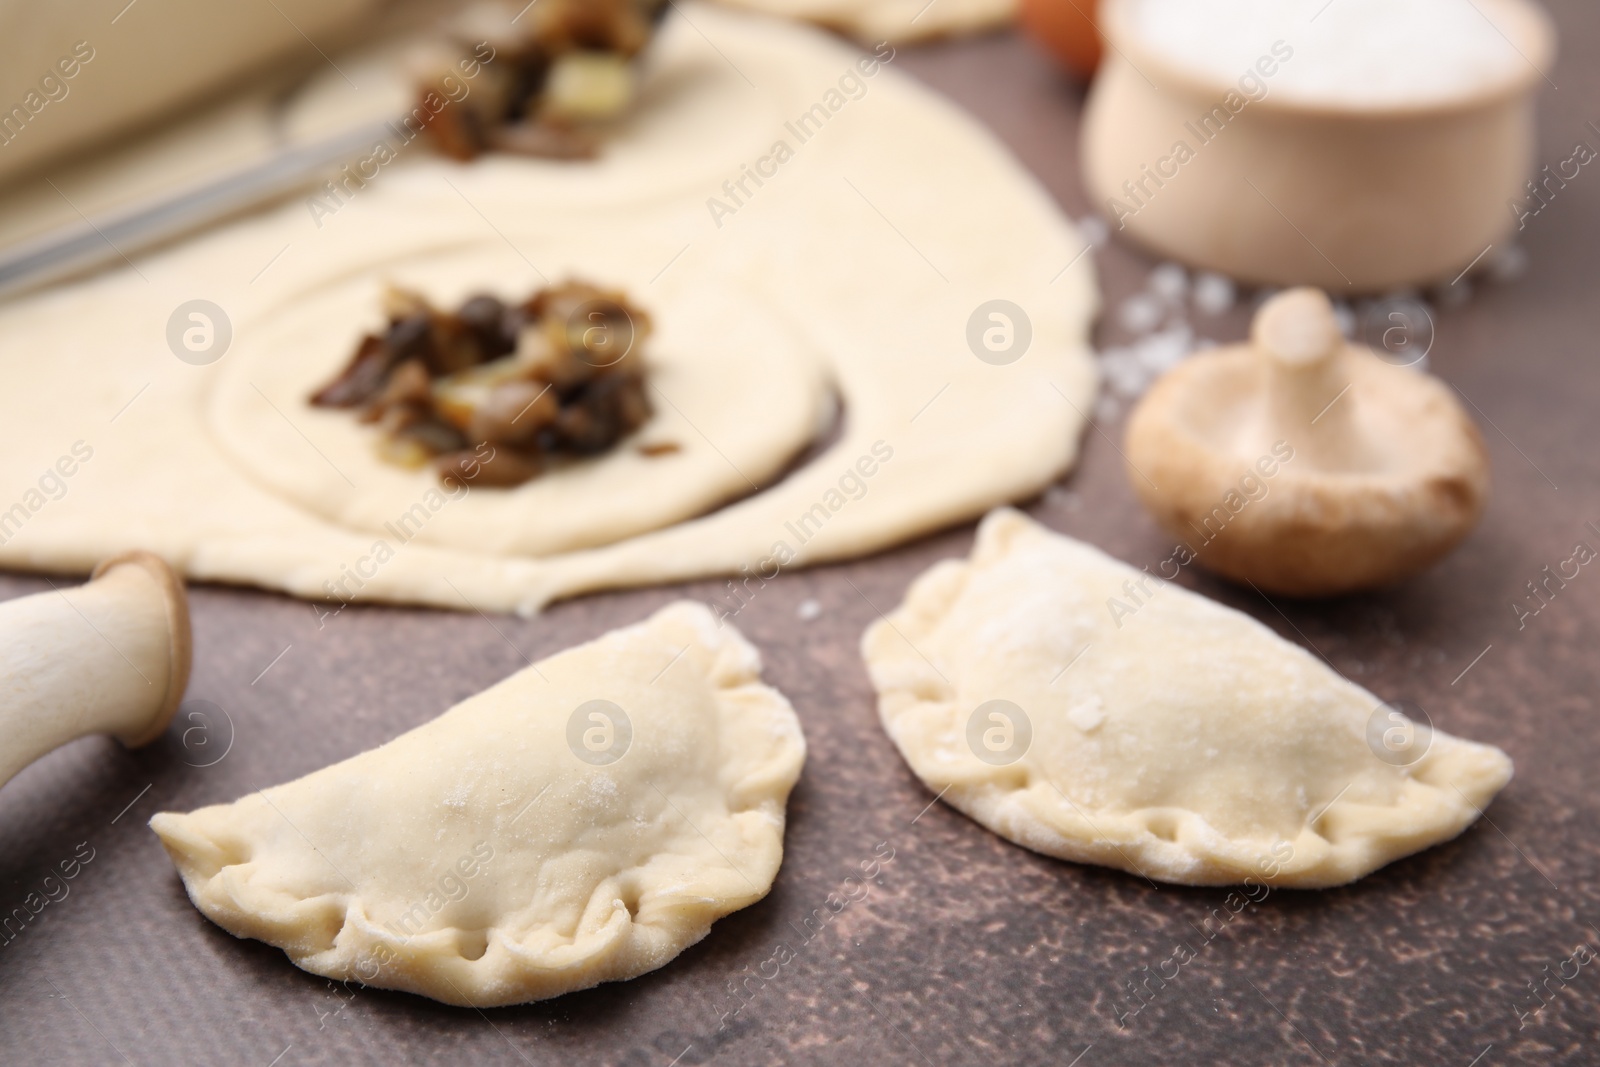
[1018,0,1102,80]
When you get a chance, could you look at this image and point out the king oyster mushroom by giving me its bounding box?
[1124,287,1490,596]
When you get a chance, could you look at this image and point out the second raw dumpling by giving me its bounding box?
[862,509,1511,888]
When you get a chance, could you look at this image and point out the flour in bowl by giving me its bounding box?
[1130,0,1531,107]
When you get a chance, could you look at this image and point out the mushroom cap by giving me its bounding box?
[1125,288,1489,596]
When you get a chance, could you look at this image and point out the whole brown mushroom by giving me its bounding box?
[1124,287,1490,596]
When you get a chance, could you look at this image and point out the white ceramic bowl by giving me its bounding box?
[1082,0,1556,291]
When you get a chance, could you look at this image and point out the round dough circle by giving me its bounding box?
[711,0,1015,42]
[209,241,829,557]
[0,3,1099,614]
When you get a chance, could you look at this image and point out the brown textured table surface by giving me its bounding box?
[5,7,1600,1066]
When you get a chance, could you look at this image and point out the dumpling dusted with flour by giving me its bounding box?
[151,603,804,1006]
[862,509,1511,888]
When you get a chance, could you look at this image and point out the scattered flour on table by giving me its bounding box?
[1091,245,1528,412]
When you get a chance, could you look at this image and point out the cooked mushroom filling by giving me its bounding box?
[421,0,668,161]
[311,282,653,487]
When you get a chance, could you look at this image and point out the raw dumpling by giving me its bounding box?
[151,602,805,1006]
[862,509,1512,888]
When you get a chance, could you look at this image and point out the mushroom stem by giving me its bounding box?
[1254,288,1371,471]
[0,552,192,790]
